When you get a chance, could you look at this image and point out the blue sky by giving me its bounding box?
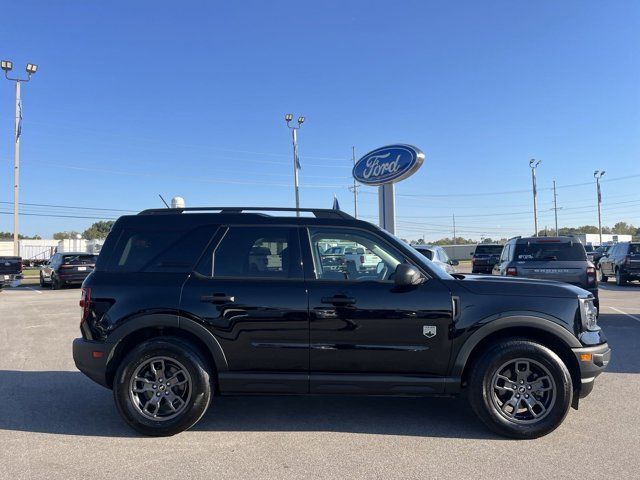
[1,0,639,240]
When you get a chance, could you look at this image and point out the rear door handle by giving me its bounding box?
[201,293,235,304]
[321,295,356,306]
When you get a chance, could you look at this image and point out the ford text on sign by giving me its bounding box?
[352,144,424,185]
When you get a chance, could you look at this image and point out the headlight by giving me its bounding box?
[579,297,599,331]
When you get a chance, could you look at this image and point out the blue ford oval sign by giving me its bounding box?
[352,144,424,185]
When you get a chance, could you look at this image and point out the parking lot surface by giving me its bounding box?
[1,283,639,480]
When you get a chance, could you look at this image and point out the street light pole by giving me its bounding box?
[529,159,542,237]
[594,170,605,245]
[2,60,38,256]
[285,114,304,216]
[553,180,559,236]
[349,146,359,218]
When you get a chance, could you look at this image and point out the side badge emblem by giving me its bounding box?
[423,326,436,338]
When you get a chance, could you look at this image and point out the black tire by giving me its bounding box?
[615,269,627,286]
[468,339,572,439]
[113,337,212,436]
[50,274,59,290]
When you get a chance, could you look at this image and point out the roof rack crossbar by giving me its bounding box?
[138,207,354,220]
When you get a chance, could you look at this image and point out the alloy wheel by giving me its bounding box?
[129,356,192,421]
[490,358,556,424]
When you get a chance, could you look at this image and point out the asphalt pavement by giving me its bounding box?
[0,282,638,480]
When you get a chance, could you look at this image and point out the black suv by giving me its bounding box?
[40,252,98,289]
[471,244,503,274]
[73,207,610,439]
[599,242,640,285]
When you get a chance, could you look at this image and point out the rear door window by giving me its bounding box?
[629,244,640,255]
[210,226,301,279]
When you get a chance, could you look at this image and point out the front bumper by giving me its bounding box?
[73,337,114,388]
[572,342,611,398]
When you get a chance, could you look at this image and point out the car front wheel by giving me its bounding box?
[468,339,572,439]
[113,337,212,436]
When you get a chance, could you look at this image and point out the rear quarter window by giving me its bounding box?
[108,225,218,272]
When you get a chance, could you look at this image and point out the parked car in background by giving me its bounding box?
[40,252,98,289]
[413,245,458,273]
[598,242,640,286]
[493,236,598,308]
[590,244,611,268]
[73,206,609,439]
[0,256,23,289]
[470,244,503,274]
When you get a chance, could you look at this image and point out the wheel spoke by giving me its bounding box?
[132,376,155,393]
[164,391,185,412]
[523,394,546,418]
[142,395,162,417]
[501,396,520,417]
[166,369,189,388]
[515,360,532,383]
[529,376,552,394]
[150,359,166,381]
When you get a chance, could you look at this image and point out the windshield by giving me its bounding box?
[514,242,587,261]
[379,230,453,280]
[475,245,503,255]
[584,244,594,252]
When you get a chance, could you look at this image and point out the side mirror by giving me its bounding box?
[449,259,459,266]
[394,263,424,287]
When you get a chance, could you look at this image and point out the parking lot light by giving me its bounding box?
[26,63,38,75]
[1,60,13,72]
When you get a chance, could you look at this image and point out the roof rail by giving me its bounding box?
[137,207,354,220]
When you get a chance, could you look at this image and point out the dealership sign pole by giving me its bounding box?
[352,144,424,234]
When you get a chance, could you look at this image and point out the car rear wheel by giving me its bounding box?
[615,269,627,286]
[113,337,212,436]
[51,274,61,290]
[468,339,572,439]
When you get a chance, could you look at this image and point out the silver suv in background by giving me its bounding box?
[493,236,598,308]
[412,245,459,274]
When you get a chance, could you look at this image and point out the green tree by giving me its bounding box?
[82,221,115,240]
[53,231,81,240]
[611,222,636,236]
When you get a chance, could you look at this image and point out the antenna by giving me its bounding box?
[158,194,170,208]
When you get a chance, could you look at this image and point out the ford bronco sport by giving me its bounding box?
[73,207,610,438]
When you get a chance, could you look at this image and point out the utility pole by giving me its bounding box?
[529,159,542,237]
[594,170,605,245]
[284,114,305,216]
[553,180,559,236]
[348,146,359,218]
[452,213,456,244]
[2,60,38,256]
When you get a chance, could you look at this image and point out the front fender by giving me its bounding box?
[450,314,582,378]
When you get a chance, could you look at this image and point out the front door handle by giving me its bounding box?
[201,293,235,304]
[321,295,356,306]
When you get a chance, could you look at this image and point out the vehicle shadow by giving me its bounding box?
[0,369,495,439]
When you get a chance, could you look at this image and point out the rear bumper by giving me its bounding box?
[572,342,611,398]
[471,265,494,273]
[620,267,640,279]
[58,273,91,283]
[1,273,22,287]
[73,338,113,388]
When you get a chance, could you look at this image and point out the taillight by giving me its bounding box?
[625,256,631,265]
[80,287,91,324]
[587,266,596,284]
[360,255,365,264]
[60,264,73,269]
[18,261,23,272]
[506,266,517,276]
[471,256,476,265]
